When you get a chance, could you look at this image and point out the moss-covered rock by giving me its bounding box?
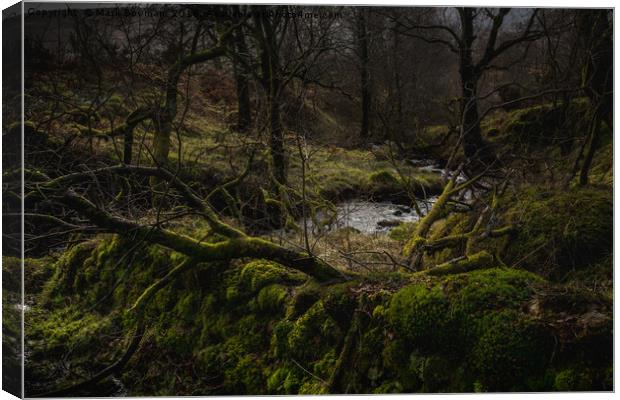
[487,100,589,151]
[388,284,459,355]
[472,310,553,391]
[445,267,543,317]
[41,240,98,304]
[239,260,306,293]
[320,282,357,329]
[255,284,288,313]
[384,267,603,392]
[366,169,443,202]
[287,301,339,361]
[500,186,612,280]
[286,281,321,319]
[369,169,400,186]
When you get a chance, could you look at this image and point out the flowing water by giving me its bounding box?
[328,198,437,234]
[298,157,464,235]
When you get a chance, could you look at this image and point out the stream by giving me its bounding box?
[300,157,464,236]
[327,198,437,234]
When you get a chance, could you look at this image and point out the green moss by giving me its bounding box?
[28,306,115,354]
[411,173,444,195]
[472,310,553,391]
[298,380,328,394]
[173,292,200,320]
[373,381,404,394]
[554,368,594,391]
[388,222,417,242]
[444,268,543,317]
[286,282,321,319]
[424,125,449,139]
[385,268,565,392]
[428,250,496,276]
[319,168,367,200]
[267,367,290,393]
[24,257,55,294]
[226,354,266,393]
[501,186,612,279]
[588,142,613,186]
[287,302,338,361]
[27,221,611,394]
[255,284,288,313]
[408,353,454,392]
[42,240,98,303]
[493,100,589,148]
[369,169,400,185]
[282,368,303,393]
[403,235,425,258]
[321,282,357,329]
[270,320,294,358]
[388,284,458,355]
[239,260,306,293]
[313,349,337,379]
[2,257,22,293]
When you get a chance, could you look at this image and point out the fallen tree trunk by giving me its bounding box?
[59,189,345,282]
[29,165,346,283]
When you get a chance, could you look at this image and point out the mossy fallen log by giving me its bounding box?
[425,250,495,276]
[28,165,346,283]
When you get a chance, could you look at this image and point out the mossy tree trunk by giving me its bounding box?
[122,108,153,165]
[148,26,232,197]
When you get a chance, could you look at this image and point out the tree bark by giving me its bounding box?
[232,23,252,132]
[458,8,485,162]
[254,10,287,227]
[357,8,371,139]
[579,110,603,186]
[151,30,230,168]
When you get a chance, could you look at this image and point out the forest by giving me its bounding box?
[2,4,613,396]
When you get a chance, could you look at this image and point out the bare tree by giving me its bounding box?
[394,8,544,167]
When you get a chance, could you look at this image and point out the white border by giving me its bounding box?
[0,1,616,400]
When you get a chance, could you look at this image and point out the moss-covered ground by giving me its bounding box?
[23,234,612,394]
